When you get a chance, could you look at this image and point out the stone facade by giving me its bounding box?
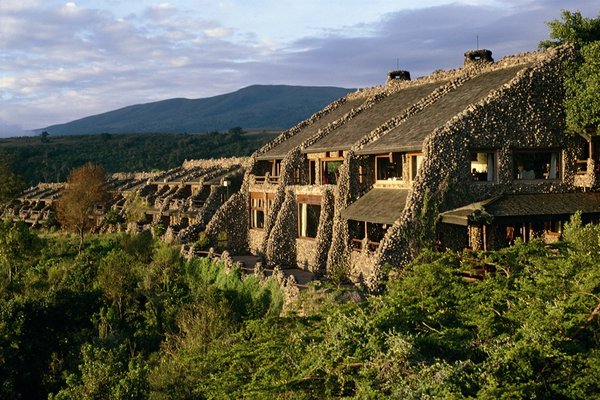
[242,44,599,290]
[4,157,249,247]
[7,45,599,292]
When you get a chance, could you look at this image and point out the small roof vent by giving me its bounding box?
[464,49,493,66]
[387,70,411,83]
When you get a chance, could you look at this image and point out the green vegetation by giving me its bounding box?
[540,10,600,135]
[0,153,25,204]
[56,163,110,252]
[0,130,276,185]
[1,216,598,399]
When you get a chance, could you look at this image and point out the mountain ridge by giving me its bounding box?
[42,84,354,135]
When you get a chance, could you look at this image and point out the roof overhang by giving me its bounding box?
[356,143,422,155]
[441,193,600,226]
[341,188,409,225]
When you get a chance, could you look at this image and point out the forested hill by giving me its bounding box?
[41,85,354,135]
[0,131,275,185]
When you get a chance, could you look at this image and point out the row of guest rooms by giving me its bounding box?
[248,143,592,252]
[252,146,573,191]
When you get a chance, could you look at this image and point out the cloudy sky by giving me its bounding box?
[1,0,598,136]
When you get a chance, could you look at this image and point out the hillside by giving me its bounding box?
[0,131,275,185]
[42,85,354,135]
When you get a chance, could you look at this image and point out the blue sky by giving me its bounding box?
[0,0,598,135]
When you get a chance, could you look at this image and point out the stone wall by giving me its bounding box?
[265,189,298,267]
[233,45,585,290]
[311,187,334,274]
[248,229,265,254]
[375,45,576,270]
[204,189,249,254]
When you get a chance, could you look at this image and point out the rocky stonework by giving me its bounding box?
[311,187,334,275]
[246,60,466,272]
[248,229,266,254]
[265,189,298,267]
[248,45,587,290]
[574,159,599,189]
[204,189,249,254]
[372,45,576,273]
[6,158,249,247]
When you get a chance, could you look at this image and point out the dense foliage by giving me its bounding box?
[0,228,282,399]
[1,216,598,399]
[56,162,109,252]
[0,153,25,204]
[0,130,275,185]
[564,41,600,135]
[540,10,600,135]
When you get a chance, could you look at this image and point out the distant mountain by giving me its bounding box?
[42,85,355,135]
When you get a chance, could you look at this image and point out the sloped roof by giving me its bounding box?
[304,82,446,153]
[341,188,409,224]
[257,97,366,160]
[441,193,600,226]
[358,64,529,154]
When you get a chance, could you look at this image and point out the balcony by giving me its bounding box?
[351,238,380,254]
[252,174,280,185]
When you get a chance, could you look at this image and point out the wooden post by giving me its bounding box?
[483,224,487,251]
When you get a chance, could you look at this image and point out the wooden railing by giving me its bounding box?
[351,239,380,254]
[253,175,280,184]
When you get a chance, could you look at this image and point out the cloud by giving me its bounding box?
[0,0,598,130]
[237,1,599,87]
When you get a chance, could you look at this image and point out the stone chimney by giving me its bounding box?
[464,49,494,66]
[387,70,411,83]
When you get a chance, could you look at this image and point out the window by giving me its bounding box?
[376,153,402,181]
[297,195,321,238]
[470,151,496,182]
[410,154,423,181]
[250,196,265,229]
[322,160,343,185]
[309,160,316,184]
[514,150,560,180]
[299,203,320,238]
[271,160,282,177]
[544,220,562,235]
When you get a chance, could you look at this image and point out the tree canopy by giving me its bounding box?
[540,10,600,135]
[0,153,25,205]
[56,162,109,251]
[1,219,598,399]
[539,10,600,49]
[564,41,600,135]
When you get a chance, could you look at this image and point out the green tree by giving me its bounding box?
[0,153,25,205]
[0,220,41,284]
[564,41,600,134]
[539,10,600,49]
[40,131,50,143]
[540,10,600,135]
[56,162,110,252]
[51,344,149,400]
[122,190,149,224]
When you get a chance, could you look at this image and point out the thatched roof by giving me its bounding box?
[257,97,366,160]
[441,193,600,226]
[358,65,529,154]
[341,188,409,224]
[304,82,445,153]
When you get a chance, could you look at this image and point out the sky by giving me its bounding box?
[1,0,598,136]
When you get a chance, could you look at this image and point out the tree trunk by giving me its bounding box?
[78,228,85,253]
